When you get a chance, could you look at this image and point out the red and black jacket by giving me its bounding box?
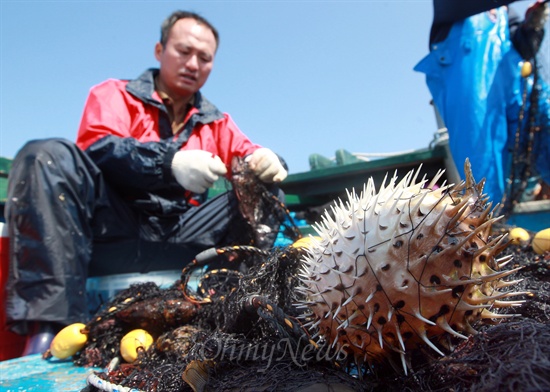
[76,68,261,214]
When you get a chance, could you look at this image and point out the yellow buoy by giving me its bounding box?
[291,236,321,249]
[120,329,154,363]
[509,227,530,245]
[521,61,532,78]
[50,323,88,359]
[532,228,550,255]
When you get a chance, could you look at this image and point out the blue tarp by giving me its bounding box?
[415,7,550,205]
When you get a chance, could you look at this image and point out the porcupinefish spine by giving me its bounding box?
[296,161,525,374]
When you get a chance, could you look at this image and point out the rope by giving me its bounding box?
[87,373,144,392]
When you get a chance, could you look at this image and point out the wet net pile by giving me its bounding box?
[73,233,550,392]
[71,160,550,391]
[77,245,369,391]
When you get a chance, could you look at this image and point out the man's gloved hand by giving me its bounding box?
[171,150,227,193]
[246,148,287,183]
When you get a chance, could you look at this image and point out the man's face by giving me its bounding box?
[155,18,217,99]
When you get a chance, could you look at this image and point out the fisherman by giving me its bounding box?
[415,0,550,206]
[5,10,288,355]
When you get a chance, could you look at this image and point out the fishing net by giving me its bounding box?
[76,226,550,392]
[68,159,550,391]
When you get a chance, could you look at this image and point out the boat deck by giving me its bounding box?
[0,354,96,391]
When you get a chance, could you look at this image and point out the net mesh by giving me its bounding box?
[74,161,550,391]
[76,232,550,392]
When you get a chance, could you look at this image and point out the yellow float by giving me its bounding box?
[291,236,321,249]
[521,61,533,78]
[532,228,550,255]
[120,329,154,363]
[509,227,530,245]
[50,323,88,359]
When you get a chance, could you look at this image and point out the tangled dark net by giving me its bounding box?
[79,244,367,391]
[74,282,167,368]
[75,161,550,391]
[399,319,550,392]
[78,235,550,392]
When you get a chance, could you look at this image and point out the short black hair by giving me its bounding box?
[160,11,219,49]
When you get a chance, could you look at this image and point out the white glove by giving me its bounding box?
[171,150,227,193]
[245,148,287,182]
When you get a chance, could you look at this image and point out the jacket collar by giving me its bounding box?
[126,68,224,124]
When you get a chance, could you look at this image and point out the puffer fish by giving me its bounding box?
[297,161,527,374]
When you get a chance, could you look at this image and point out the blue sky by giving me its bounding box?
[0,0,540,174]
